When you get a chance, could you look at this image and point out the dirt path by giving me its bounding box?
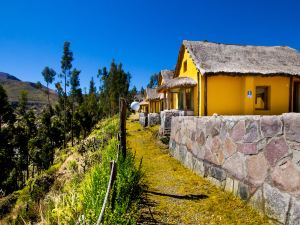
[127,119,270,225]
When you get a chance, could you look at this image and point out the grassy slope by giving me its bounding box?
[127,118,271,225]
[0,116,143,225]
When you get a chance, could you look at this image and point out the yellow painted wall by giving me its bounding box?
[176,48,199,115]
[206,75,290,115]
[140,105,148,113]
[207,76,244,115]
[171,92,179,109]
[253,76,289,115]
[149,100,160,113]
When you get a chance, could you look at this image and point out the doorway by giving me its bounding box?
[294,81,300,112]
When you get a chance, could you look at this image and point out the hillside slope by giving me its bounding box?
[0,72,58,106]
[0,116,142,224]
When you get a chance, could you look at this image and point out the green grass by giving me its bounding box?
[41,116,143,225]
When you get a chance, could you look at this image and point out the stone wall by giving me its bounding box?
[139,112,148,127]
[148,113,161,126]
[169,113,300,224]
[160,110,193,136]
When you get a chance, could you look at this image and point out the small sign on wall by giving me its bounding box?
[247,90,253,98]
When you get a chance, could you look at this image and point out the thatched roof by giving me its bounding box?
[146,88,160,100]
[139,100,149,106]
[160,70,174,82]
[157,77,197,92]
[175,40,300,76]
[133,93,143,102]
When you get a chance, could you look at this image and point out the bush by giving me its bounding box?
[0,192,20,219]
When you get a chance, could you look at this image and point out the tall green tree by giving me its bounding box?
[70,69,81,146]
[89,77,96,95]
[0,85,16,194]
[15,91,37,184]
[147,73,159,88]
[98,60,131,116]
[0,84,14,130]
[42,66,56,105]
[60,41,73,148]
[140,86,145,97]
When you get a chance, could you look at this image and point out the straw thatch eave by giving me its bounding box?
[205,72,300,77]
[139,100,149,106]
[146,88,160,100]
[157,77,197,92]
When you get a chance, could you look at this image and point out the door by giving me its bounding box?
[293,81,300,112]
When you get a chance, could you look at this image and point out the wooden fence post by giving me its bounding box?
[119,98,126,159]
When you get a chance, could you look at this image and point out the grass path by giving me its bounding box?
[127,119,270,225]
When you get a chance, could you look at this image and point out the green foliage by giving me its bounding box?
[0,192,19,219]
[98,60,131,117]
[140,86,145,97]
[67,160,78,172]
[147,72,159,88]
[89,77,96,95]
[44,117,142,225]
[42,67,56,86]
[45,163,61,176]
[42,66,56,105]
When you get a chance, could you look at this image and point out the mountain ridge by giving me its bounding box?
[0,72,58,106]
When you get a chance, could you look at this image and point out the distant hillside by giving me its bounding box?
[0,72,58,107]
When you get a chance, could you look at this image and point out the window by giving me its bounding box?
[255,86,269,110]
[186,88,192,110]
[183,60,187,72]
[171,92,179,109]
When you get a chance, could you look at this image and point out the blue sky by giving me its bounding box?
[0,0,300,91]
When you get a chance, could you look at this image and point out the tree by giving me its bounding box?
[98,60,131,116]
[77,93,98,138]
[140,86,145,97]
[70,69,81,146]
[129,85,138,103]
[131,85,137,96]
[35,81,43,89]
[42,67,56,105]
[0,85,16,194]
[60,41,73,148]
[0,84,14,130]
[18,90,28,115]
[89,77,96,95]
[147,73,159,88]
[14,91,37,182]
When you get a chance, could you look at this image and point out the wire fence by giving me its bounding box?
[96,160,117,225]
[96,98,127,224]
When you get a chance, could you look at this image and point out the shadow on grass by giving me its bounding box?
[137,187,209,224]
[145,190,208,201]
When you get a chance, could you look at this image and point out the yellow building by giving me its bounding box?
[158,70,174,111]
[158,40,300,115]
[139,100,149,113]
[146,88,160,113]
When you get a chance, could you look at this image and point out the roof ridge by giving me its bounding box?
[183,40,295,49]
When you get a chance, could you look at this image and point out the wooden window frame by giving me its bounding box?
[183,60,187,72]
[255,86,270,110]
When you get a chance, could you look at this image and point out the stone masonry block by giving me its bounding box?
[264,136,290,167]
[263,183,290,224]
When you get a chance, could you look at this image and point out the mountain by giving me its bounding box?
[0,72,58,108]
